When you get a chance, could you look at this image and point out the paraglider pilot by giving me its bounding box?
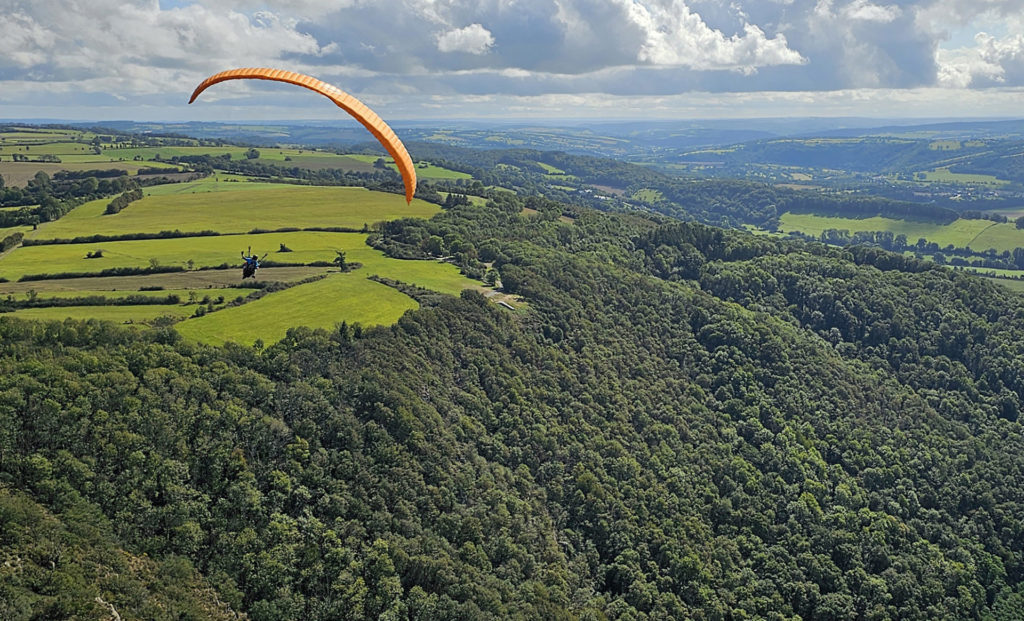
[241,246,265,279]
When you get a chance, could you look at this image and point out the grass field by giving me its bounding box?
[778,213,998,248]
[175,272,418,346]
[0,161,179,187]
[985,277,1024,292]
[537,162,565,174]
[0,231,370,280]
[918,167,1006,185]
[4,287,250,302]
[346,154,472,180]
[32,186,439,239]
[966,223,1024,252]
[631,189,664,202]
[0,130,89,143]
[7,304,194,323]
[0,127,492,342]
[0,142,98,157]
[0,267,326,294]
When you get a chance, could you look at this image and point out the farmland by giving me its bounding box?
[780,211,1024,254]
[777,213,1001,248]
[0,127,495,344]
[37,184,440,238]
[175,272,419,346]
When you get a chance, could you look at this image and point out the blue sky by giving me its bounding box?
[3,0,1024,121]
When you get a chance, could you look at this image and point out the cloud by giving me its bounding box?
[437,23,494,55]
[3,0,1024,120]
[626,0,806,71]
[842,0,900,23]
[937,32,1024,87]
[0,0,328,93]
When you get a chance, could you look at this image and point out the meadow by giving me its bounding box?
[9,303,195,323]
[0,161,180,187]
[777,213,1002,249]
[345,154,473,180]
[917,167,1007,185]
[34,185,440,239]
[0,266,324,294]
[0,129,495,343]
[175,272,418,346]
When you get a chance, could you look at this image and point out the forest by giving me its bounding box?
[2,190,1024,619]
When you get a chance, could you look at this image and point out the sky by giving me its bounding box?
[2,0,1024,122]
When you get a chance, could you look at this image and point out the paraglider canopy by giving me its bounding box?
[189,67,417,203]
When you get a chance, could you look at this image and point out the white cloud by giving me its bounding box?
[0,0,327,93]
[437,23,494,55]
[937,32,1024,87]
[0,11,55,67]
[843,0,900,23]
[625,0,806,71]
[3,0,1024,119]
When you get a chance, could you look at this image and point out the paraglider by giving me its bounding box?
[188,67,417,203]
[241,247,266,279]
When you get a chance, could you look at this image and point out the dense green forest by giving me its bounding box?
[2,192,1024,619]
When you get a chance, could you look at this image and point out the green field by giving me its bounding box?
[985,277,1024,292]
[778,213,997,248]
[0,141,98,157]
[631,188,664,202]
[175,272,418,346]
[918,167,1006,185]
[967,223,1024,252]
[4,287,249,302]
[0,267,325,294]
[536,162,565,174]
[33,186,439,239]
[0,161,179,187]
[346,154,472,180]
[1,231,368,280]
[7,303,194,323]
[0,128,494,343]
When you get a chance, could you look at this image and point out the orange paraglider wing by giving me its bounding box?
[189,67,417,203]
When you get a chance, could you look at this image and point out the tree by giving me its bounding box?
[245,148,260,160]
[1015,215,1024,229]
[333,250,347,270]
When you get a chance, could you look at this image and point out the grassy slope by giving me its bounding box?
[175,272,418,346]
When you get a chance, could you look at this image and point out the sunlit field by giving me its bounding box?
[33,185,439,239]
[175,272,418,346]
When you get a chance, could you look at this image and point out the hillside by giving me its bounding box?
[2,193,1023,619]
